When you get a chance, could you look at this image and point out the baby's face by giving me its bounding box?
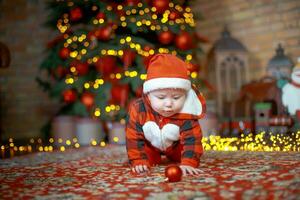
[148,88,187,117]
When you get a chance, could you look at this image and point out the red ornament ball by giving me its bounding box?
[187,63,200,73]
[95,56,117,76]
[165,165,182,182]
[126,0,140,6]
[81,92,95,108]
[175,32,193,50]
[70,7,83,21]
[62,89,77,103]
[59,47,70,60]
[94,26,113,41]
[53,65,67,79]
[169,11,180,20]
[122,49,136,68]
[96,12,106,20]
[111,84,129,107]
[72,61,89,76]
[152,0,170,14]
[158,30,174,45]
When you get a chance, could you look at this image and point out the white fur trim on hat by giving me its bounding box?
[143,78,191,93]
[180,89,203,116]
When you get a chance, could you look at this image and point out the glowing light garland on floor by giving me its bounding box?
[1,131,299,158]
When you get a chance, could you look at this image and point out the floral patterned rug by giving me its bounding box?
[0,145,299,200]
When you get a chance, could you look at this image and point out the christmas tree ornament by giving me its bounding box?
[168,11,180,20]
[81,92,95,108]
[122,49,136,69]
[187,63,199,73]
[53,65,67,79]
[126,0,140,6]
[96,12,106,20]
[175,31,193,50]
[111,84,129,107]
[74,61,89,76]
[94,26,113,41]
[152,0,170,14]
[158,30,174,45]
[62,89,77,103]
[70,7,83,21]
[165,165,183,182]
[95,56,117,76]
[59,47,70,60]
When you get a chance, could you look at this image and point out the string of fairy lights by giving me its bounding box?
[1,131,299,158]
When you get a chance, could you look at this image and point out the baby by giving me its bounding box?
[126,53,206,175]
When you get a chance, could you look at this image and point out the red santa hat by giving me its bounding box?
[143,53,205,118]
[143,53,191,93]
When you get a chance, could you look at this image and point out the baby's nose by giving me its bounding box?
[164,99,173,107]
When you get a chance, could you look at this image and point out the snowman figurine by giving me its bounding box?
[282,57,300,117]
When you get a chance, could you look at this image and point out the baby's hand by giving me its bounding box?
[131,165,149,174]
[179,165,202,176]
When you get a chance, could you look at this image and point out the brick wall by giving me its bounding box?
[0,0,58,140]
[193,0,300,79]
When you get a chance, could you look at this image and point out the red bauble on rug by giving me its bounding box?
[165,165,182,182]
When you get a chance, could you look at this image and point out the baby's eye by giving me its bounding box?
[156,96,165,99]
[173,96,181,100]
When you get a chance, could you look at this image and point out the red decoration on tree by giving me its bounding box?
[111,84,129,107]
[158,30,174,45]
[96,12,106,20]
[122,49,136,69]
[62,89,77,103]
[95,56,117,76]
[165,165,183,182]
[126,0,140,6]
[152,0,170,14]
[186,63,200,73]
[53,65,67,79]
[94,26,113,41]
[74,61,89,76]
[169,11,180,20]
[175,31,194,50]
[81,92,95,108]
[59,47,70,60]
[70,7,83,21]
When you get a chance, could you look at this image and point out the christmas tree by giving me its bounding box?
[37,0,206,123]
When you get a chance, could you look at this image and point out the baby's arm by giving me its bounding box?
[126,101,150,173]
[180,120,203,173]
